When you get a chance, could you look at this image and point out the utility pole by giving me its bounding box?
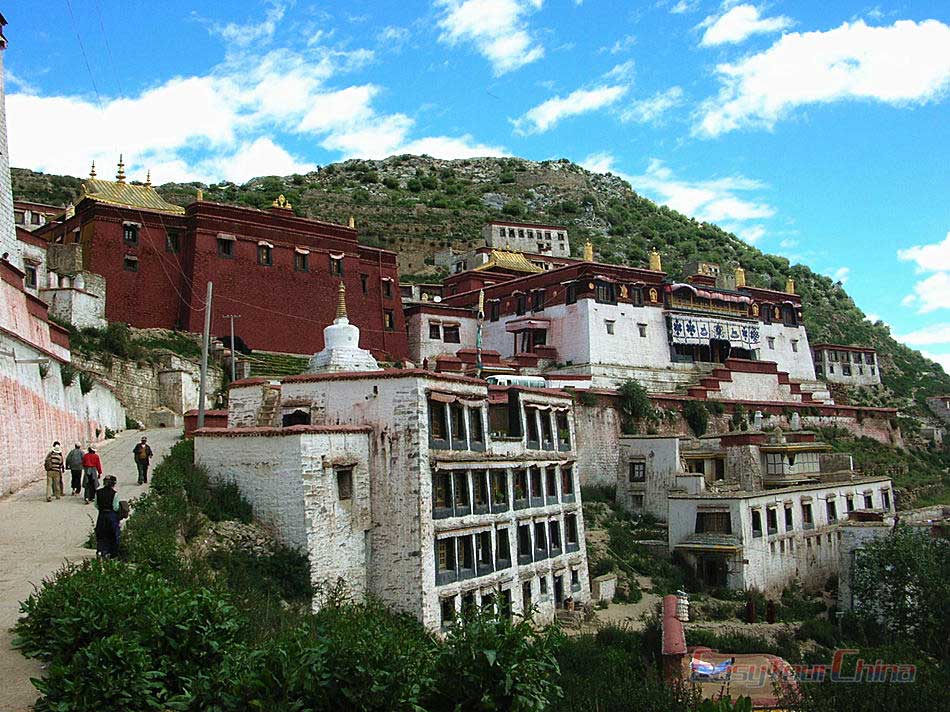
[224,314,241,382]
[197,281,213,429]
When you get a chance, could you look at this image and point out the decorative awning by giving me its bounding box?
[428,392,484,407]
[257,241,274,248]
[669,314,760,349]
[294,247,310,254]
[217,233,236,241]
[505,318,551,333]
[670,283,752,305]
[329,252,345,260]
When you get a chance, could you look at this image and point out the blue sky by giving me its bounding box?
[4,1,950,364]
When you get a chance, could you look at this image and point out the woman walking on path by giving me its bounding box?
[65,443,84,495]
[81,446,102,504]
[94,475,121,558]
[43,443,64,502]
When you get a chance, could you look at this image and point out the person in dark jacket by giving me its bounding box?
[44,442,64,502]
[82,446,103,504]
[94,475,122,558]
[65,443,84,495]
[132,436,154,485]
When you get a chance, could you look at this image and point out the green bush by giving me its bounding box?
[616,378,655,433]
[78,371,94,395]
[683,400,709,437]
[35,634,164,711]
[428,609,563,712]
[59,363,76,387]
[796,617,838,649]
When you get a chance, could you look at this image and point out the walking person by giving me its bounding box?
[65,443,84,496]
[94,475,122,558]
[43,442,64,502]
[82,445,103,504]
[132,436,153,485]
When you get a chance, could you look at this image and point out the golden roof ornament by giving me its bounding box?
[272,194,292,210]
[583,239,594,262]
[348,215,356,228]
[116,154,126,183]
[649,247,662,272]
[145,170,152,187]
[196,187,204,202]
[89,160,97,179]
[786,276,796,295]
[735,266,746,287]
[335,281,348,320]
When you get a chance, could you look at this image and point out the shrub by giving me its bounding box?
[78,371,94,395]
[59,363,77,387]
[683,400,709,437]
[616,378,655,433]
[428,609,563,712]
[382,176,399,189]
[35,634,165,711]
[577,390,598,407]
[38,361,50,379]
[796,617,838,649]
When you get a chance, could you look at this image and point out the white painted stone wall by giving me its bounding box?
[616,436,681,521]
[0,45,21,269]
[837,521,891,611]
[668,478,893,595]
[572,398,623,487]
[196,429,373,602]
[715,371,793,402]
[758,323,816,381]
[407,311,478,365]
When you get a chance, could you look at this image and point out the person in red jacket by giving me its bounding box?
[81,446,103,504]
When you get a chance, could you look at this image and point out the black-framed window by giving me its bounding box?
[595,282,616,304]
[432,471,452,517]
[476,530,493,575]
[490,470,509,511]
[496,526,511,568]
[360,274,368,293]
[695,511,732,534]
[453,471,470,514]
[428,399,448,446]
[561,467,574,500]
[123,256,138,272]
[514,469,528,508]
[123,223,139,246]
[384,311,395,331]
[469,408,485,447]
[766,507,778,535]
[784,505,794,530]
[294,252,309,272]
[545,467,558,504]
[217,238,234,258]
[429,322,441,339]
[440,596,456,628]
[529,467,543,506]
[443,325,461,343]
[566,513,579,550]
[539,412,554,450]
[24,264,37,288]
[802,502,814,528]
[549,520,562,554]
[630,287,644,306]
[526,409,540,448]
[257,244,273,266]
[533,521,548,558]
[517,524,532,564]
[336,467,353,500]
[330,257,344,276]
[751,509,763,537]
[556,412,571,450]
[489,302,500,321]
[435,537,457,585]
[165,231,180,253]
[532,290,545,312]
[515,294,526,315]
[382,280,393,298]
[473,470,489,512]
[864,493,873,509]
[629,461,646,482]
[450,403,466,444]
[566,284,577,304]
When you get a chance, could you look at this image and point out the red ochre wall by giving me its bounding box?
[54,201,409,359]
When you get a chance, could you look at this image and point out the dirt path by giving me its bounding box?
[0,428,180,712]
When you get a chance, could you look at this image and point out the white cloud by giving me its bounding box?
[205,2,287,49]
[620,86,684,124]
[604,61,635,82]
[377,25,410,46]
[901,272,950,314]
[898,324,950,347]
[696,19,950,137]
[8,43,505,182]
[435,0,545,75]
[699,4,793,47]
[779,238,798,249]
[601,34,637,55]
[920,350,950,372]
[581,154,775,234]
[830,266,851,283]
[670,0,700,14]
[898,231,950,272]
[514,84,629,134]
[897,232,950,313]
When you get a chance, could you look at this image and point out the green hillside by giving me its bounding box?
[12,155,948,414]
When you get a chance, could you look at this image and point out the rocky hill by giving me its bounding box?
[12,155,949,416]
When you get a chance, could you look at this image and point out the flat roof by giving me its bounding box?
[668,475,892,501]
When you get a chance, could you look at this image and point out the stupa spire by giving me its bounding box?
[336,281,348,321]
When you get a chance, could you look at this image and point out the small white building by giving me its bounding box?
[812,344,881,387]
[614,429,894,595]
[483,220,571,259]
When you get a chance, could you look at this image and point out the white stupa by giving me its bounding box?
[307,282,380,373]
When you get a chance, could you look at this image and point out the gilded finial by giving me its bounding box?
[196,188,204,202]
[116,154,126,183]
[735,266,746,288]
[335,281,348,320]
[348,215,355,229]
[583,239,593,262]
[785,276,795,295]
[271,194,292,210]
[89,160,97,179]
[649,247,662,272]
[145,170,152,187]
